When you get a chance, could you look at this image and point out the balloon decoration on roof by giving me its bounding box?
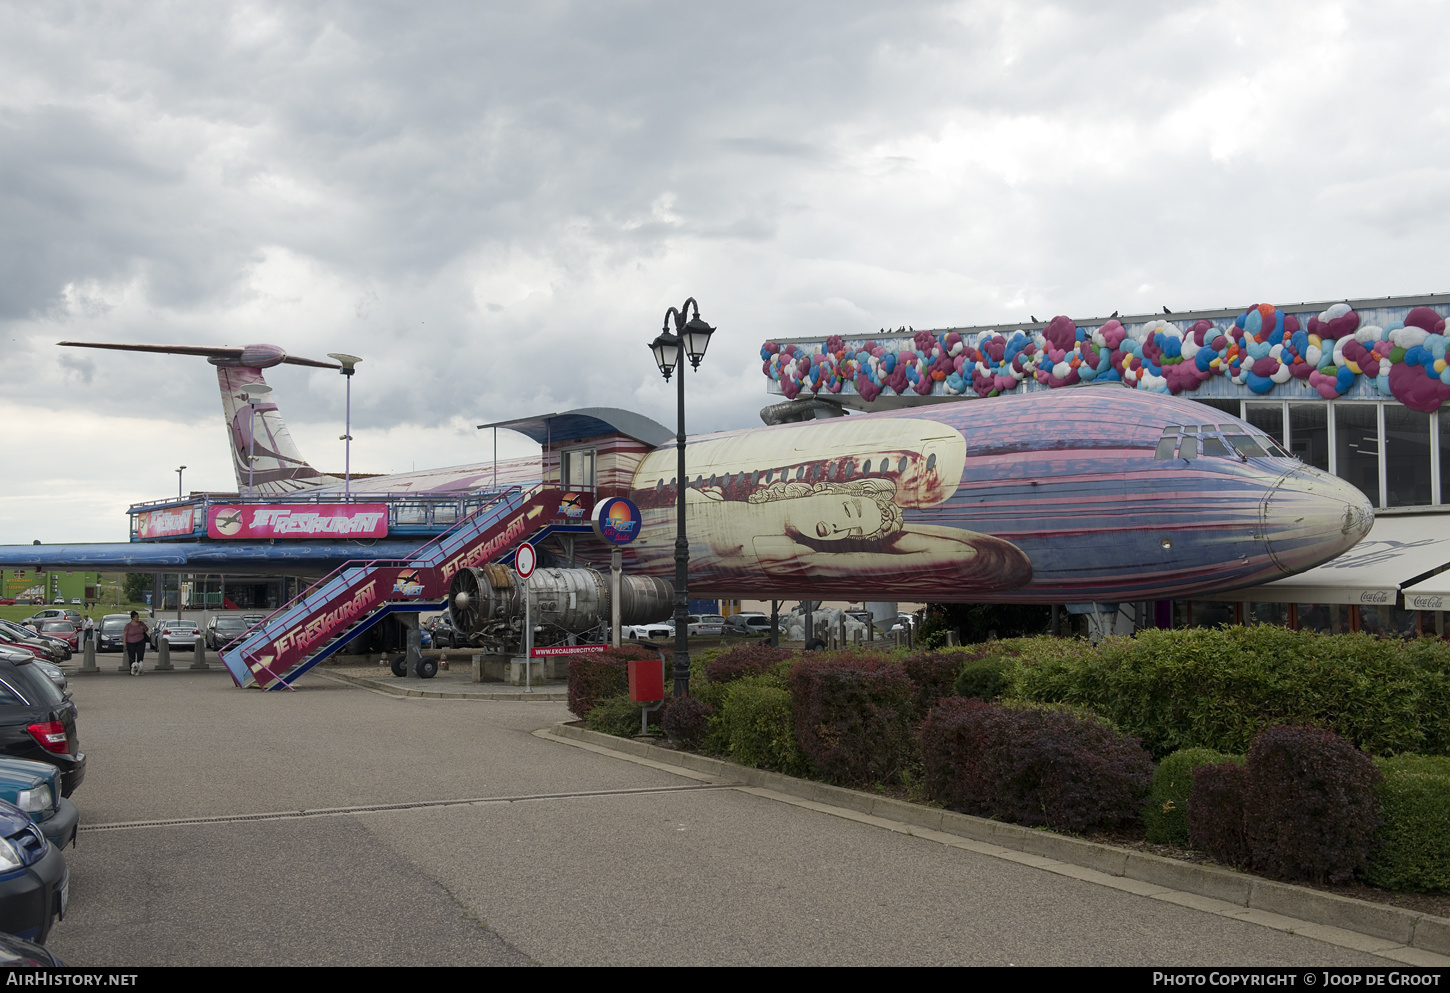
[761,303,1450,413]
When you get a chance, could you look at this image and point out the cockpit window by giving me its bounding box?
[1201,436,1230,458]
[1180,437,1199,459]
[1226,435,1267,458]
[1154,438,1176,460]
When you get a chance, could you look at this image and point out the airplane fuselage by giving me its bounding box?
[620,387,1373,603]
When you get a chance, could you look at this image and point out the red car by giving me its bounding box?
[0,600,14,607]
[35,623,77,652]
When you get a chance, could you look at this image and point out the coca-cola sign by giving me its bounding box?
[207,504,389,540]
[137,506,197,539]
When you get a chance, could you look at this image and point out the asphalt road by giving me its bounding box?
[43,669,1393,967]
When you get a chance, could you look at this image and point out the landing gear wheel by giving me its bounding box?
[390,655,408,677]
[414,657,438,679]
[806,638,827,651]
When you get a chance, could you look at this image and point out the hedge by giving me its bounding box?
[1144,748,1241,845]
[789,653,916,787]
[1188,725,1381,884]
[719,675,802,773]
[566,645,656,718]
[1366,754,1450,892]
[919,698,1153,833]
[1008,626,1450,757]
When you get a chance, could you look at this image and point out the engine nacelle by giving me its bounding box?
[447,564,672,646]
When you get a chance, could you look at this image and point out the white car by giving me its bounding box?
[687,614,725,636]
[626,622,673,641]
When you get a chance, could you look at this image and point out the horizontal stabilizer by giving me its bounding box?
[58,341,341,370]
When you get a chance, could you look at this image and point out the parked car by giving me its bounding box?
[425,614,462,649]
[205,615,252,650]
[0,624,66,665]
[726,612,772,635]
[0,759,76,851]
[34,624,76,654]
[0,795,67,944]
[66,600,80,606]
[0,601,14,607]
[0,929,65,965]
[95,614,131,654]
[626,621,673,641]
[0,652,84,799]
[19,610,79,630]
[687,614,726,636]
[150,620,199,652]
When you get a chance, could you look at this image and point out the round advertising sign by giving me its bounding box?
[591,497,642,545]
[515,541,537,579]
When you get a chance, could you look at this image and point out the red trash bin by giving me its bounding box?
[628,657,664,702]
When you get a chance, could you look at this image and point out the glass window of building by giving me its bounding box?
[1245,403,1285,447]
[563,449,595,488]
[1186,601,1234,628]
[1439,409,1450,506]
[1384,406,1431,507]
[1287,404,1329,472]
[1193,399,1240,419]
[1248,602,1287,626]
[1334,405,1380,507]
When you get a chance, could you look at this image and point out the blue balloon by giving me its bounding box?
[1196,351,1214,373]
[1335,366,1356,392]
[1246,372,1274,394]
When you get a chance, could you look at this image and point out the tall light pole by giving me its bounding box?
[649,297,715,698]
[327,353,362,501]
[241,384,272,497]
[176,465,187,501]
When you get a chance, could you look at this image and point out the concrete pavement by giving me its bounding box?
[42,668,1412,966]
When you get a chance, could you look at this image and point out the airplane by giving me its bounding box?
[0,339,1372,609]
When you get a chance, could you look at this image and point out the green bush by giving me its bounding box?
[1009,626,1445,757]
[1366,755,1450,891]
[584,694,648,737]
[1145,748,1241,844]
[720,675,802,773]
[953,655,1014,702]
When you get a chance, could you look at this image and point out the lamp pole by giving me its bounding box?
[327,354,362,501]
[176,465,186,501]
[649,298,716,698]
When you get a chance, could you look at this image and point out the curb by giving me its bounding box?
[318,669,569,701]
[549,722,1450,961]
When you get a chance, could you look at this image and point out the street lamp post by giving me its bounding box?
[648,297,716,698]
[326,354,362,501]
[176,465,186,501]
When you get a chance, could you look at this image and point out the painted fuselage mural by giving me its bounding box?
[622,388,1373,603]
[33,340,1373,602]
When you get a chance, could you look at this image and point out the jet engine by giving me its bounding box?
[447,564,672,650]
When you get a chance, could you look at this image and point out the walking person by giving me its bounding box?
[123,611,149,676]
[80,614,94,647]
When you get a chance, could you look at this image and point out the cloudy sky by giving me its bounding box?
[3,0,1448,542]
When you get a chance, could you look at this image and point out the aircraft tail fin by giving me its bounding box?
[58,341,341,495]
[216,365,340,495]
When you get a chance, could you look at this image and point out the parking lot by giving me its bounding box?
[41,667,1396,967]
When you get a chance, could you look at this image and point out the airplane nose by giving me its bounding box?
[1259,466,1375,575]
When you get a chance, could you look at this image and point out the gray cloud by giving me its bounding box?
[3,0,1450,541]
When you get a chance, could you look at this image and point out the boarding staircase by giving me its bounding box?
[218,485,567,690]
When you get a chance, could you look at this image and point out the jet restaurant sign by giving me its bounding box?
[136,505,197,539]
[591,498,642,545]
[208,504,390,540]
